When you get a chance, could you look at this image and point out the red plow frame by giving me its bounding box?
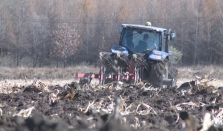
[76,59,141,85]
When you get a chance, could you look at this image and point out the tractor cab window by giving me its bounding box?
[120,28,161,53]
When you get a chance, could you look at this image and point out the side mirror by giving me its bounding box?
[170,32,176,40]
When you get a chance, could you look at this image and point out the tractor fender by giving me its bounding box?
[148,50,169,61]
[111,46,128,54]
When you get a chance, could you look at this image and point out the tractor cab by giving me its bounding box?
[119,24,175,55]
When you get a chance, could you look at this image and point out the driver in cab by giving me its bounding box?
[137,34,157,52]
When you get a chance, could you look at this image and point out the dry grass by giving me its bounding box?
[177,65,223,87]
[0,65,222,91]
[0,65,99,94]
[177,65,223,79]
[0,65,99,80]
[0,65,221,79]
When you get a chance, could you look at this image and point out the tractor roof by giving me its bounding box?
[121,24,166,32]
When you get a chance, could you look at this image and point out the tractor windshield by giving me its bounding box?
[120,28,161,53]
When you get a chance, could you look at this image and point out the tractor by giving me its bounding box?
[76,22,178,88]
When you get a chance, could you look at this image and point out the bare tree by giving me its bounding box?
[0,0,223,66]
[51,23,80,67]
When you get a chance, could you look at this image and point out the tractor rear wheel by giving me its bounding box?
[148,60,166,88]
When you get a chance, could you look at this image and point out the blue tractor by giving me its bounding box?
[77,22,178,88]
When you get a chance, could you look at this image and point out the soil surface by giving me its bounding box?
[0,80,223,131]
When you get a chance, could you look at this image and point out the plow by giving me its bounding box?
[76,22,178,88]
[76,50,141,85]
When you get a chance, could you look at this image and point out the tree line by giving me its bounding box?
[0,0,223,67]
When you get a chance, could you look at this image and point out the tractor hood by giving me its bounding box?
[149,50,169,61]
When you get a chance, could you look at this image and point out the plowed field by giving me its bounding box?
[0,79,223,131]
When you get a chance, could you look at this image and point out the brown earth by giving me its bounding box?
[0,79,223,131]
